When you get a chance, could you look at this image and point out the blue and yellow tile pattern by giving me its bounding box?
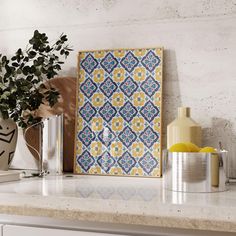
[75,48,163,177]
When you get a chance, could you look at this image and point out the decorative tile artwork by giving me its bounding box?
[74,48,163,177]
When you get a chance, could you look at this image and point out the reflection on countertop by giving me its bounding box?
[0,174,235,205]
[0,174,236,233]
[0,175,162,201]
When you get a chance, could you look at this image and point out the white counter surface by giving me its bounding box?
[0,175,235,233]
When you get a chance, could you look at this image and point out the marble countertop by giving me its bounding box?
[0,174,235,233]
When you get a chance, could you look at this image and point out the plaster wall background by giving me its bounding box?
[0,0,236,176]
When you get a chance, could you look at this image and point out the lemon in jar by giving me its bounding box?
[199,146,217,153]
[169,143,190,152]
[185,142,200,152]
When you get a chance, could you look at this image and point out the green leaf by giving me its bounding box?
[54,64,61,70]
[12,62,19,67]
[40,67,47,74]
[30,66,36,73]
[16,48,22,56]
[22,66,31,75]
[5,65,12,74]
[33,30,40,37]
[61,35,67,41]
[16,68,22,74]
[56,45,62,51]
[23,57,29,62]
[34,69,41,76]
[37,57,44,64]
[16,56,21,63]
[28,50,37,58]
[2,56,7,63]
[19,121,27,129]
[26,75,34,81]
[29,38,35,45]
[45,46,51,53]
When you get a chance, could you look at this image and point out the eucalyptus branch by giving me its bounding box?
[0,30,72,128]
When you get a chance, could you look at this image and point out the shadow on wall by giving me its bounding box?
[162,49,182,149]
[59,67,77,78]
[203,117,236,178]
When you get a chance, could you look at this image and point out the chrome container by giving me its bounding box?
[40,114,63,175]
[162,150,229,192]
[23,114,63,175]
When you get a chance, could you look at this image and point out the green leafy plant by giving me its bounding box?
[0,30,72,128]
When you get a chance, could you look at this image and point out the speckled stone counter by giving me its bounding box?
[0,175,235,233]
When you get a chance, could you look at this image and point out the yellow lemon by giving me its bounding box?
[199,146,217,153]
[169,143,190,152]
[185,142,200,152]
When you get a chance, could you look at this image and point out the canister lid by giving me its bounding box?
[178,107,190,117]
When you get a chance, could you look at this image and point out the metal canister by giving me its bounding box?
[162,150,229,192]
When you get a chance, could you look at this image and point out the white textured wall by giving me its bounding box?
[1,0,236,176]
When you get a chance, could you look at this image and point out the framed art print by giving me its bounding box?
[74,47,163,177]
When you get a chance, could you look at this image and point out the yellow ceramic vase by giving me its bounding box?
[167,107,202,148]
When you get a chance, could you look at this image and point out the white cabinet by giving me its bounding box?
[0,225,2,236]
[3,225,127,236]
